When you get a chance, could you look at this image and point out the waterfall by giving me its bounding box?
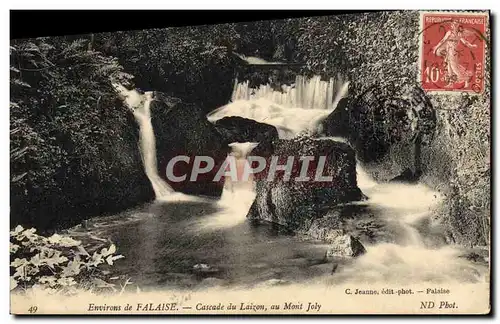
[332,169,487,284]
[207,75,349,139]
[230,75,348,110]
[112,83,174,199]
[133,92,175,198]
[219,142,259,208]
[196,142,258,231]
[331,163,487,284]
[206,74,483,283]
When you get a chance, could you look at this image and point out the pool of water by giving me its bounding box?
[68,179,488,292]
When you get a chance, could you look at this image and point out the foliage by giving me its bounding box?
[295,15,350,76]
[430,93,491,245]
[10,20,297,230]
[234,18,301,62]
[94,20,302,112]
[293,11,419,90]
[294,12,436,166]
[10,36,153,230]
[10,225,124,294]
[95,24,241,111]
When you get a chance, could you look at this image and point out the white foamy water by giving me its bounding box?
[231,75,348,110]
[364,182,443,212]
[207,75,349,139]
[356,162,379,191]
[197,142,259,231]
[110,74,486,287]
[334,243,487,284]
[334,165,488,283]
[112,84,174,199]
[198,184,256,231]
[218,142,258,210]
[113,84,261,205]
[133,92,176,198]
[208,79,484,284]
[234,53,283,65]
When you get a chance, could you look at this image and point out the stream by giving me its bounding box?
[67,166,488,291]
[79,76,490,292]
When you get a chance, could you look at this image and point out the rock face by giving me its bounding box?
[247,136,364,232]
[151,94,230,197]
[321,84,436,182]
[305,211,345,242]
[325,235,366,260]
[213,116,279,144]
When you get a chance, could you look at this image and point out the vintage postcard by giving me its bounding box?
[9,9,491,315]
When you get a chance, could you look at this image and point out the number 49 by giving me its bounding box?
[28,306,38,314]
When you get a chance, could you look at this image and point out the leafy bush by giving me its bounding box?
[10,225,124,295]
[94,20,303,112]
[95,25,241,112]
[10,36,154,230]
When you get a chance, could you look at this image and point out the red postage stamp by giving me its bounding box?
[419,11,489,94]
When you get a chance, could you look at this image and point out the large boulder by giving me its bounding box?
[247,136,364,232]
[321,85,436,182]
[150,93,230,197]
[213,116,279,144]
[305,210,344,242]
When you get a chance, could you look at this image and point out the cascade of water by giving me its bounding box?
[208,75,349,139]
[355,161,443,246]
[230,75,347,110]
[109,70,486,285]
[133,92,175,198]
[112,83,174,199]
[196,142,258,231]
[219,142,259,207]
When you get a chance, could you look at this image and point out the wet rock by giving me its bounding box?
[458,250,489,265]
[322,85,436,183]
[247,136,364,232]
[151,95,229,197]
[323,85,435,163]
[325,234,366,260]
[213,116,279,144]
[306,211,345,242]
[461,252,484,263]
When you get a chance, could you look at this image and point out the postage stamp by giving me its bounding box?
[419,11,489,94]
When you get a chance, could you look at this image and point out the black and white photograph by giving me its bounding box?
[8,8,492,315]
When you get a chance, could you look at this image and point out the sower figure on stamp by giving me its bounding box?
[432,19,478,88]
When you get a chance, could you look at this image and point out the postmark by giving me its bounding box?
[419,11,489,94]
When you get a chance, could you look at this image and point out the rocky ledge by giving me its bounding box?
[247,136,366,254]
